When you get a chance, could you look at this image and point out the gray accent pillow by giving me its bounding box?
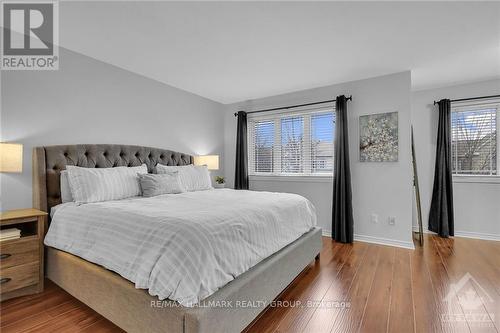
[138,172,185,197]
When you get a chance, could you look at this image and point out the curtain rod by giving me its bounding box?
[233,95,352,117]
[433,94,500,105]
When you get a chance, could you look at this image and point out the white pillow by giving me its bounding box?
[156,164,212,191]
[60,170,74,203]
[66,164,148,204]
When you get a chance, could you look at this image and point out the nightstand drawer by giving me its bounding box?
[0,262,39,293]
[0,237,39,269]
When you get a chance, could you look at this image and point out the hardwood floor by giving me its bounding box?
[1,234,499,333]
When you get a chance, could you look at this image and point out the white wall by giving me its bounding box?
[0,47,225,211]
[412,79,500,240]
[224,72,414,248]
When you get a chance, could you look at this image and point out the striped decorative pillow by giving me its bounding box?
[60,170,74,203]
[66,164,147,204]
[156,164,212,191]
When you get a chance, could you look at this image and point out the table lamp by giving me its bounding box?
[0,143,23,173]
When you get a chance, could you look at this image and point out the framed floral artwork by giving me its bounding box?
[359,112,398,162]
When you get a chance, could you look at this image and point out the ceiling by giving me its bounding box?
[58,1,500,104]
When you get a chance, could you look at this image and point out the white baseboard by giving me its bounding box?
[454,231,500,241]
[412,226,500,242]
[412,226,434,234]
[354,234,415,250]
[321,230,415,250]
[322,230,332,238]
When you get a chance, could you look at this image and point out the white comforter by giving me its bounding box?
[44,189,316,306]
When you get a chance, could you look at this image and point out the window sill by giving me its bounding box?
[452,175,500,184]
[249,174,333,183]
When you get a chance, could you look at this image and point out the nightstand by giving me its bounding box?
[0,208,47,301]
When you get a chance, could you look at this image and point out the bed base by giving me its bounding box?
[46,227,322,333]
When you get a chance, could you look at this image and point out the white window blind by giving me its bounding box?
[451,99,498,176]
[248,106,335,176]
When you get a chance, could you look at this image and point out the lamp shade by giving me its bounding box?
[194,155,219,170]
[0,143,23,173]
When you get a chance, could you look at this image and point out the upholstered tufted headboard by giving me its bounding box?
[33,144,193,213]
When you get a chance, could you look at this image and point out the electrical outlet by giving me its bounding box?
[388,216,396,226]
[371,214,378,224]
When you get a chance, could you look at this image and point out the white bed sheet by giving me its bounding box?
[44,189,316,306]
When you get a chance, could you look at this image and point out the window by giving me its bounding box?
[248,107,335,176]
[253,120,274,173]
[311,112,334,173]
[451,99,499,176]
[281,116,304,173]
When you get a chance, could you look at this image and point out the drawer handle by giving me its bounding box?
[0,254,11,260]
[0,277,11,284]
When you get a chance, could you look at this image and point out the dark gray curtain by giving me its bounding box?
[429,99,454,237]
[332,95,354,243]
[235,111,249,190]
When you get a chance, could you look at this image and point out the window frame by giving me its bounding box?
[450,99,499,183]
[247,105,335,178]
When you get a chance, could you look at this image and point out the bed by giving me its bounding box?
[33,144,322,333]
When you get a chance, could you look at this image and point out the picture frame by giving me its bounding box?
[359,111,399,162]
